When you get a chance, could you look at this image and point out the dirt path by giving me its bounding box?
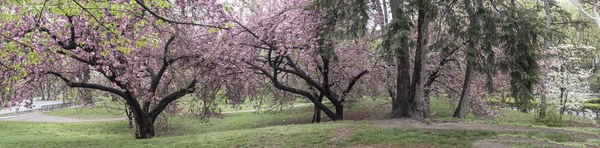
[370,119,599,148]
[0,113,125,122]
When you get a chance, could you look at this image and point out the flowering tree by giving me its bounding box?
[229,0,379,122]
[545,45,594,115]
[0,0,240,139]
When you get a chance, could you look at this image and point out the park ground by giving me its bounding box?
[0,98,599,148]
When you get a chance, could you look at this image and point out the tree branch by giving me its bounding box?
[342,70,369,95]
[149,79,196,120]
[150,35,176,95]
[134,0,229,29]
[45,71,127,99]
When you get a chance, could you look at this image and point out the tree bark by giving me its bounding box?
[82,66,93,105]
[559,87,566,116]
[410,0,430,119]
[389,0,414,118]
[454,60,474,118]
[539,0,552,119]
[453,0,477,118]
[312,95,323,123]
[389,0,430,120]
[132,111,155,139]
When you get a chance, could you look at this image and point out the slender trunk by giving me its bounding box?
[46,84,51,100]
[539,0,552,119]
[454,0,477,118]
[126,104,134,128]
[454,61,474,118]
[561,92,568,116]
[559,88,565,116]
[335,103,344,120]
[82,67,93,105]
[40,86,45,100]
[312,95,323,123]
[409,0,430,119]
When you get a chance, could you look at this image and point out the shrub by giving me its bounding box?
[585,98,600,104]
[538,105,565,127]
[583,103,600,111]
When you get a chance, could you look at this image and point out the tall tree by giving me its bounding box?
[232,0,375,121]
[453,0,479,118]
[539,0,553,119]
[0,0,241,139]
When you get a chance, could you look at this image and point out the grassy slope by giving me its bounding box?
[2,98,598,147]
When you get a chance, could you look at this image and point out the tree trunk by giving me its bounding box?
[559,88,566,117]
[126,104,134,128]
[312,95,323,123]
[410,0,430,119]
[454,61,474,118]
[539,0,552,120]
[453,0,478,118]
[335,103,344,120]
[389,0,416,119]
[82,67,93,105]
[134,114,155,139]
[129,102,155,139]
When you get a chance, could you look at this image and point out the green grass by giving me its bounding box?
[0,101,360,148]
[45,102,127,119]
[2,97,598,147]
[0,120,343,147]
[522,132,586,143]
[346,128,497,147]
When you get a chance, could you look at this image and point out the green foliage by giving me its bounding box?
[537,105,565,127]
[500,7,546,112]
[379,18,412,62]
[485,97,540,106]
[305,0,368,39]
[583,103,600,111]
[583,98,600,111]
[585,98,600,104]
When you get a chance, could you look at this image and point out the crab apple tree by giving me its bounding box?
[227,0,381,122]
[0,0,245,139]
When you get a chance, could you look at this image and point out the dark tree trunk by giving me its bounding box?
[409,0,430,119]
[390,0,430,120]
[40,86,46,100]
[312,95,323,123]
[389,0,415,119]
[453,0,478,118]
[126,104,134,128]
[559,87,566,117]
[454,60,474,118]
[133,114,155,139]
[46,84,52,100]
[335,103,344,120]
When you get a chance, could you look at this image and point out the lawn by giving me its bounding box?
[45,101,127,119]
[1,98,598,147]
